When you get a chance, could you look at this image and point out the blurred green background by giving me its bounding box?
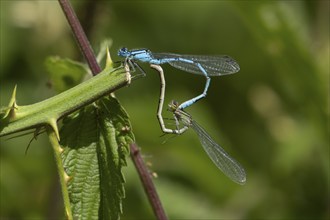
[0,1,328,219]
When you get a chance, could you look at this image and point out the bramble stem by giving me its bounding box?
[47,126,73,220]
[0,67,129,138]
[58,0,101,75]
[130,143,168,220]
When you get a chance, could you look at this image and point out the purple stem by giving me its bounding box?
[130,143,168,220]
[58,0,101,75]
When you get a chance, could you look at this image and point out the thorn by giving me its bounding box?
[105,47,113,68]
[10,85,17,108]
[152,172,158,178]
[64,171,71,183]
[58,145,64,153]
[2,85,18,119]
[48,118,60,141]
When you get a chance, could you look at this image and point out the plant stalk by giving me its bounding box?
[130,143,168,220]
[0,67,130,138]
[47,126,73,220]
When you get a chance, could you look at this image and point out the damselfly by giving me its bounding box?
[118,48,240,110]
[150,64,246,184]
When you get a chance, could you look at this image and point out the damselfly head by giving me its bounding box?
[118,47,129,57]
[168,100,179,112]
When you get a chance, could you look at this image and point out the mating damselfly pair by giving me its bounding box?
[118,48,246,184]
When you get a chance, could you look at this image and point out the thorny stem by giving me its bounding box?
[47,127,73,220]
[58,0,167,219]
[58,0,101,75]
[130,143,168,220]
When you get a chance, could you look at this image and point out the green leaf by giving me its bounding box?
[60,96,134,220]
[60,105,100,220]
[96,97,134,219]
[44,39,115,94]
[45,56,89,93]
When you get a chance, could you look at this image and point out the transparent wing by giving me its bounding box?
[191,120,246,184]
[153,53,240,76]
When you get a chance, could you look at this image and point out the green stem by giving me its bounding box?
[47,126,73,220]
[0,66,130,138]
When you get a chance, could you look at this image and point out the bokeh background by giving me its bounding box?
[1,1,328,219]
